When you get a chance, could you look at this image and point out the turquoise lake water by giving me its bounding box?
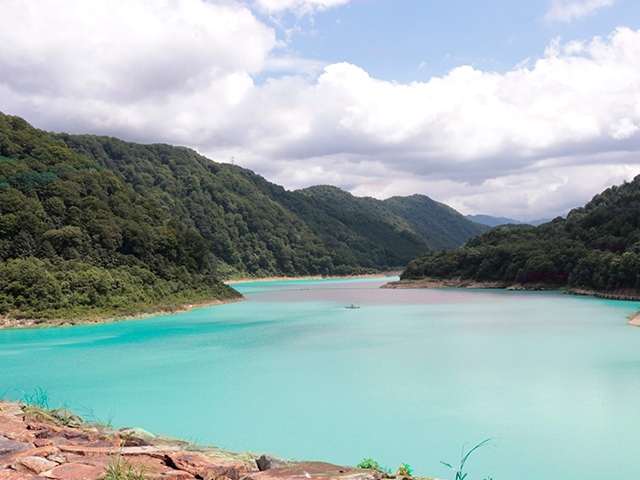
[2,277,640,479]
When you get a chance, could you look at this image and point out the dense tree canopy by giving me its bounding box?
[402,176,640,292]
[0,113,239,321]
[56,135,434,277]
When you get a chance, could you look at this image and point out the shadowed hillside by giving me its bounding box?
[0,113,240,322]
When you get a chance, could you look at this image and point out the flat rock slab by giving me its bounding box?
[159,471,196,480]
[245,462,380,480]
[41,463,102,480]
[165,452,257,480]
[12,457,59,475]
[0,417,35,444]
[124,455,172,475]
[0,437,34,457]
[58,455,110,469]
[59,445,180,457]
[0,448,61,469]
[0,471,48,480]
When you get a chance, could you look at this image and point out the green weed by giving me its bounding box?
[440,438,493,480]
[356,458,392,474]
[77,405,114,427]
[357,459,382,470]
[20,387,49,409]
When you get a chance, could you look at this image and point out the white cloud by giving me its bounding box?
[0,0,276,142]
[1,1,640,220]
[0,0,275,97]
[444,162,640,221]
[254,0,349,14]
[611,118,640,140]
[545,0,615,23]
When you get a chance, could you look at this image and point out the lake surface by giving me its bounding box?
[2,277,640,479]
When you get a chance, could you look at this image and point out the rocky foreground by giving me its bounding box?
[0,400,435,480]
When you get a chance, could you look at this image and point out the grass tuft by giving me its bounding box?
[97,453,155,480]
[440,438,494,480]
[21,387,49,409]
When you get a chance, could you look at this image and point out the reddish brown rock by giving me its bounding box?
[59,454,109,469]
[0,447,61,469]
[41,462,102,480]
[82,439,120,450]
[33,440,54,448]
[12,456,59,475]
[0,402,397,480]
[160,471,197,480]
[24,423,89,446]
[58,445,180,458]
[243,462,380,480]
[0,437,34,457]
[121,456,170,476]
[0,470,48,480]
[164,452,257,480]
[46,454,68,465]
[0,417,35,443]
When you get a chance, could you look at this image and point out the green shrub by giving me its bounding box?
[396,463,413,477]
[357,459,382,470]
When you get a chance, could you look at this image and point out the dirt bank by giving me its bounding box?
[0,297,246,331]
[385,278,640,326]
[227,273,400,284]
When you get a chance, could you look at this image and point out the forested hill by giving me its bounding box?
[402,176,640,293]
[55,134,431,277]
[0,113,240,321]
[299,185,490,250]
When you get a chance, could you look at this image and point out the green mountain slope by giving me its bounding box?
[402,176,640,292]
[0,113,239,321]
[299,185,489,250]
[55,135,431,277]
[298,185,414,232]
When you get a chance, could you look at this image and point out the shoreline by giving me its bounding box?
[0,296,246,331]
[0,273,400,331]
[226,272,400,284]
[0,273,399,331]
[384,278,640,326]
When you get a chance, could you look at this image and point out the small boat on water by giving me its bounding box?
[345,302,360,309]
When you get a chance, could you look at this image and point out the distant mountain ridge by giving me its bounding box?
[299,185,489,251]
[466,214,555,227]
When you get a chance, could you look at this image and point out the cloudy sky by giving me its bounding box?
[2,0,640,220]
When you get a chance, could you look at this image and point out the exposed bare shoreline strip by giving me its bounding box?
[384,278,640,327]
[0,296,246,331]
[0,274,399,330]
[226,272,399,284]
